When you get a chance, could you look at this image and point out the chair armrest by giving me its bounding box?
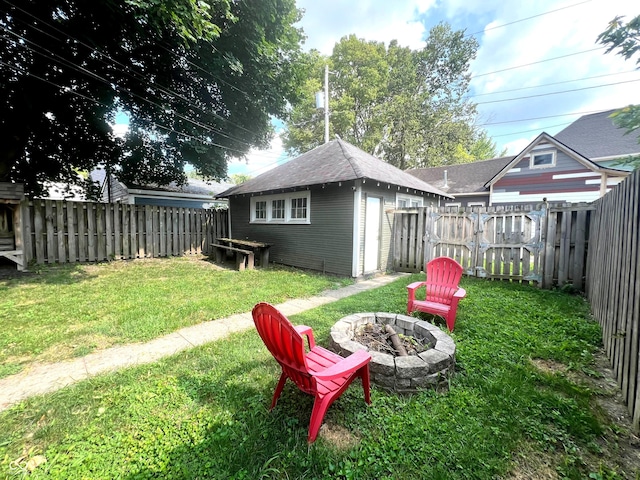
[407,281,426,292]
[454,287,466,299]
[295,325,316,349]
[312,350,371,381]
[407,281,425,302]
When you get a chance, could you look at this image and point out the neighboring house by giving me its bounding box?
[554,109,640,171]
[406,156,514,207]
[216,138,451,277]
[90,168,230,208]
[485,132,630,204]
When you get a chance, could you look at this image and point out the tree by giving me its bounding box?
[0,0,304,196]
[282,23,480,169]
[230,173,251,184]
[597,14,640,168]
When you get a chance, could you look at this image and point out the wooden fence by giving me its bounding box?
[19,200,228,265]
[393,203,594,289]
[586,170,640,430]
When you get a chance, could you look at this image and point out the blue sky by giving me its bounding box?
[226,0,640,176]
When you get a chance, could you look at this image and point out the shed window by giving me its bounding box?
[530,151,556,169]
[255,201,266,220]
[396,193,424,208]
[290,197,307,219]
[250,192,311,224]
[271,199,285,219]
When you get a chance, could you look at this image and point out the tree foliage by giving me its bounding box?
[282,23,491,169]
[598,14,640,168]
[0,0,303,196]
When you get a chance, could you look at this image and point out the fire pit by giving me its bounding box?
[329,313,455,394]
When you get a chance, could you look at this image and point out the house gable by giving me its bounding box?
[486,133,629,205]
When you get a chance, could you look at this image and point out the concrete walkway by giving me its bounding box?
[0,273,407,412]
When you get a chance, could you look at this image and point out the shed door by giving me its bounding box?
[364,196,381,272]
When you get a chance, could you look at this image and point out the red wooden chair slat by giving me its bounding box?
[407,256,466,331]
[252,302,371,443]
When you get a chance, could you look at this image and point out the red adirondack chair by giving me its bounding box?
[252,302,372,443]
[406,256,466,331]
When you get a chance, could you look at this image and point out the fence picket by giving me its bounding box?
[19,200,228,265]
[586,170,640,431]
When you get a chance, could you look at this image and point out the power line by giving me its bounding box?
[1,0,258,137]
[465,0,591,37]
[0,58,284,161]
[490,121,573,138]
[0,24,265,152]
[478,109,605,126]
[475,78,640,105]
[468,70,639,98]
[472,47,606,78]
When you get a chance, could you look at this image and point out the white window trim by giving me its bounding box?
[396,193,424,208]
[530,150,556,169]
[250,191,311,224]
[445,202,461,208]
[467,201,486,207]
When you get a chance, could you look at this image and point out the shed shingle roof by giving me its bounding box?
[406,156,514,194]
[218,139,451,198]
[554,109,640,159]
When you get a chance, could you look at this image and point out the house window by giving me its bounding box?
[468,202,485,207]
[530,151,556,169]
[250,192,311,224]
[290,197,307,220]
[271,199,285,220]
[254,201,266,220]
[396,193,424,208]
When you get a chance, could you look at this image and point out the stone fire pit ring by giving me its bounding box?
[329,312,455,394]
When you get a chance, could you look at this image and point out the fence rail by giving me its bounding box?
[586,170,640,430]
[393,203,593,289]
[20,200,228,265]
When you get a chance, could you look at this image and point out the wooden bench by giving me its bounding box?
[211,243,255,270]
[0,249,24,271]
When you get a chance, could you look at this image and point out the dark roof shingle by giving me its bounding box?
[555,109,640,159]
[218,139,451,198]
[406,156,514,194]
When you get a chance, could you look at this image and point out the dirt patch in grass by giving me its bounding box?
[513,349,640,479]
[318,422,361,450]
[504,442,562,479]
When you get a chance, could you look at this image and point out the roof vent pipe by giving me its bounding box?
[443,170,448,188]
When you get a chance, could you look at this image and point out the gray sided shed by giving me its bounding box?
[219,139,450,277]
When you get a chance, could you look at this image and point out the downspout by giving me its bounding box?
[352,180,362,277]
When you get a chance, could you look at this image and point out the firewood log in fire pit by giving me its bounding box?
[384,324,408,356]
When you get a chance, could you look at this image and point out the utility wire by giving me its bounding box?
[1,0,257,136]
[465,0,591,37]
[490,121,573,138]
[478,109,605,126]
[0,58,285,160]
[475,78,640,105]
[468,70,639,98]
[0,25,268,152]
[472,47,606,78]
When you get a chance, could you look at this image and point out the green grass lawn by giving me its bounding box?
[0,268,635,479]
[0,256,352,378]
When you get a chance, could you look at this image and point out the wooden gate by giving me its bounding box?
[423,206,547,283]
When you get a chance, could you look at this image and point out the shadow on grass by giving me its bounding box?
[0,263,97,287]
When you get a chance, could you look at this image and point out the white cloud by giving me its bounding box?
[286,0,640,160]
[227,135,288,177]
[462,0,640,153]
[296,0,435,54]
